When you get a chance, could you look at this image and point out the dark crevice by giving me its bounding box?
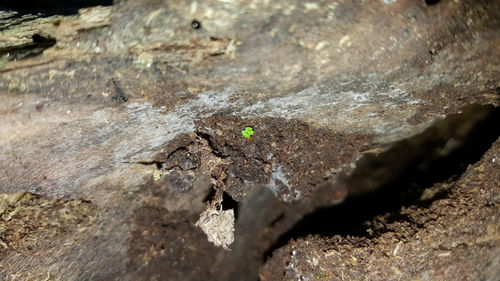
[123,160,163,169]
[147,161,163,170]
[0,33,57,60]
[163,164,186,171]
[268,213,285,228]
[0,0,113,17]
[203,187,217,204]
[264,103,500,260]
[222,191,239,219]
[31,34,55,45]
[125,159,201,172]
[202,188,239,219]
[195,131,228,158]
[424,0,441,5]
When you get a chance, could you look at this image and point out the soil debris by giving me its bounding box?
[0,191,95,259]
[195,114,373,201]
[260,135,500,281]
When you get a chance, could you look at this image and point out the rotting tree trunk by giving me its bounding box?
[0,0,499,280]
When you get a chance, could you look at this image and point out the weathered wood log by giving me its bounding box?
[0,0,498,280]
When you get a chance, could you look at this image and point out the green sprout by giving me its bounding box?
[241,127,254,139]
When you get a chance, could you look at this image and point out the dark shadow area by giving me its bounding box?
[425,0,441,5]
[221,191,239,219]
[203,189,240,219]
[0,33,57,60]
[0,0,113,17]
[0,1,113,59]
[265,104,500,259]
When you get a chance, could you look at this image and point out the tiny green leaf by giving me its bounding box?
[242,127,254,139]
